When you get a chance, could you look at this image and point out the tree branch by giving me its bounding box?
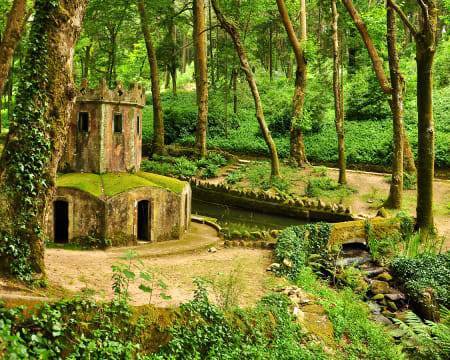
[387,0,418,38]
[341,0,392,94]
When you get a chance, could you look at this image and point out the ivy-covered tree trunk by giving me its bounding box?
[212,0,280,178]
[193,0,208,158]
[0,0,88,279]
[331,0,346,185]
[276,0,308,167]
[0,0,28,96]
[137,0,165,155]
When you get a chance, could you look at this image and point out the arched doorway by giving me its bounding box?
[54,200,69,243]
[137,200,150,241]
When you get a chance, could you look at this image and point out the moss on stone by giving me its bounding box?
[137,171,186,194]
[56,171,186,198]
[101,173,162,197]
[57,173,103,197]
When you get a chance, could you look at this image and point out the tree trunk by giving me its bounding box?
[170,21,177,96]
[385,5,404,209]
[269,25,273,82]
[208,0,215,88]
[342,0,392,93]
[82,44,91,79]
[0,0,88,279]
[137,0,165,155]
[276,0,308,167]
[181,34,187,73]
[0,0,28,96]
[212,0,280,177]
[232,67,238,114]
[415,3,437,232]
[193,0,208,158]
[389,0,437,232]
[331,0,346,185]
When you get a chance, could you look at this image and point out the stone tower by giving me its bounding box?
[60,79,146,173]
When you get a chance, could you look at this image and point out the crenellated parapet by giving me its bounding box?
[78,79,146,108]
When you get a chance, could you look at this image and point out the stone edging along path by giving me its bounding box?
[191,179,355,223]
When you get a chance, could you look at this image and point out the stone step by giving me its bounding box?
[362,267,386,278]
[335,254,372,267]
[238,159,252,164]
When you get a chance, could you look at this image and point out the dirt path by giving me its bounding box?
[44,223,281,307]
[326,168,450,247]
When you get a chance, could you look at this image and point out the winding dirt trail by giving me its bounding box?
[43,223,280,307]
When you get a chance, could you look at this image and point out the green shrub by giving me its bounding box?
[274,223,331,279]
[391,252,450,308]
[226,170,244,185]
[154,281,324,359]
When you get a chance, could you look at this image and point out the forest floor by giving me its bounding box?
[39,222,282,307]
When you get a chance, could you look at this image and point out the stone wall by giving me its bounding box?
[191,180,354,223]
[46,188,106,243]
[106,185,191,245]
[60,80,144,174]
[329,218,401,247]
[46,183,192,247]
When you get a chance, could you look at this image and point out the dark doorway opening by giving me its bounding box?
[137,200,150,241]
[54,201,69,243]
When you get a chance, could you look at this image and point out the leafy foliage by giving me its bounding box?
[391,252,450,308]
[393,310,450,360]
[141,152,228,179]
[274,223,331,279]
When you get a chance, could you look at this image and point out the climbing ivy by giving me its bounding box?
[274,223,331,279]
[0,0,60,280]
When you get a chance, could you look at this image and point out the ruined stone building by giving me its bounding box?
[46,81,191,246]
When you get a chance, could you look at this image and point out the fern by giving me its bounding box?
[393,310,450,359]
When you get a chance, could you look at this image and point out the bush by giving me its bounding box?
[158,92,239,144]
[274,223,331,279]
[391,252,450,308]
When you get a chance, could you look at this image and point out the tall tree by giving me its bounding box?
[342,0,409,208]
[137,0,165,155]
[385,3,404,209]
[389,0,438,232]
[276,0,308,167]
[0,0,28,96]
[193,0,208,158]
[331,0,346,184]
[211,0,280,177]
[342,0,416,175]
[0,0,88,278]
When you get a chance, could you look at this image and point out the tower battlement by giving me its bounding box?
[78,79,146,108]
[60,79,145,174]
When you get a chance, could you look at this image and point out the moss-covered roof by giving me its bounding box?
[57,172,186,198]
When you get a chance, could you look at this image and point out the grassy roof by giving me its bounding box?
[56,172,186,198]
[57,173,103,198]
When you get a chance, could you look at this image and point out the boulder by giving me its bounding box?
[375,272,393,282]
[370,280,391,295]
[283,258,293,268]
[208,247,218,253]
[266,263,281,272]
